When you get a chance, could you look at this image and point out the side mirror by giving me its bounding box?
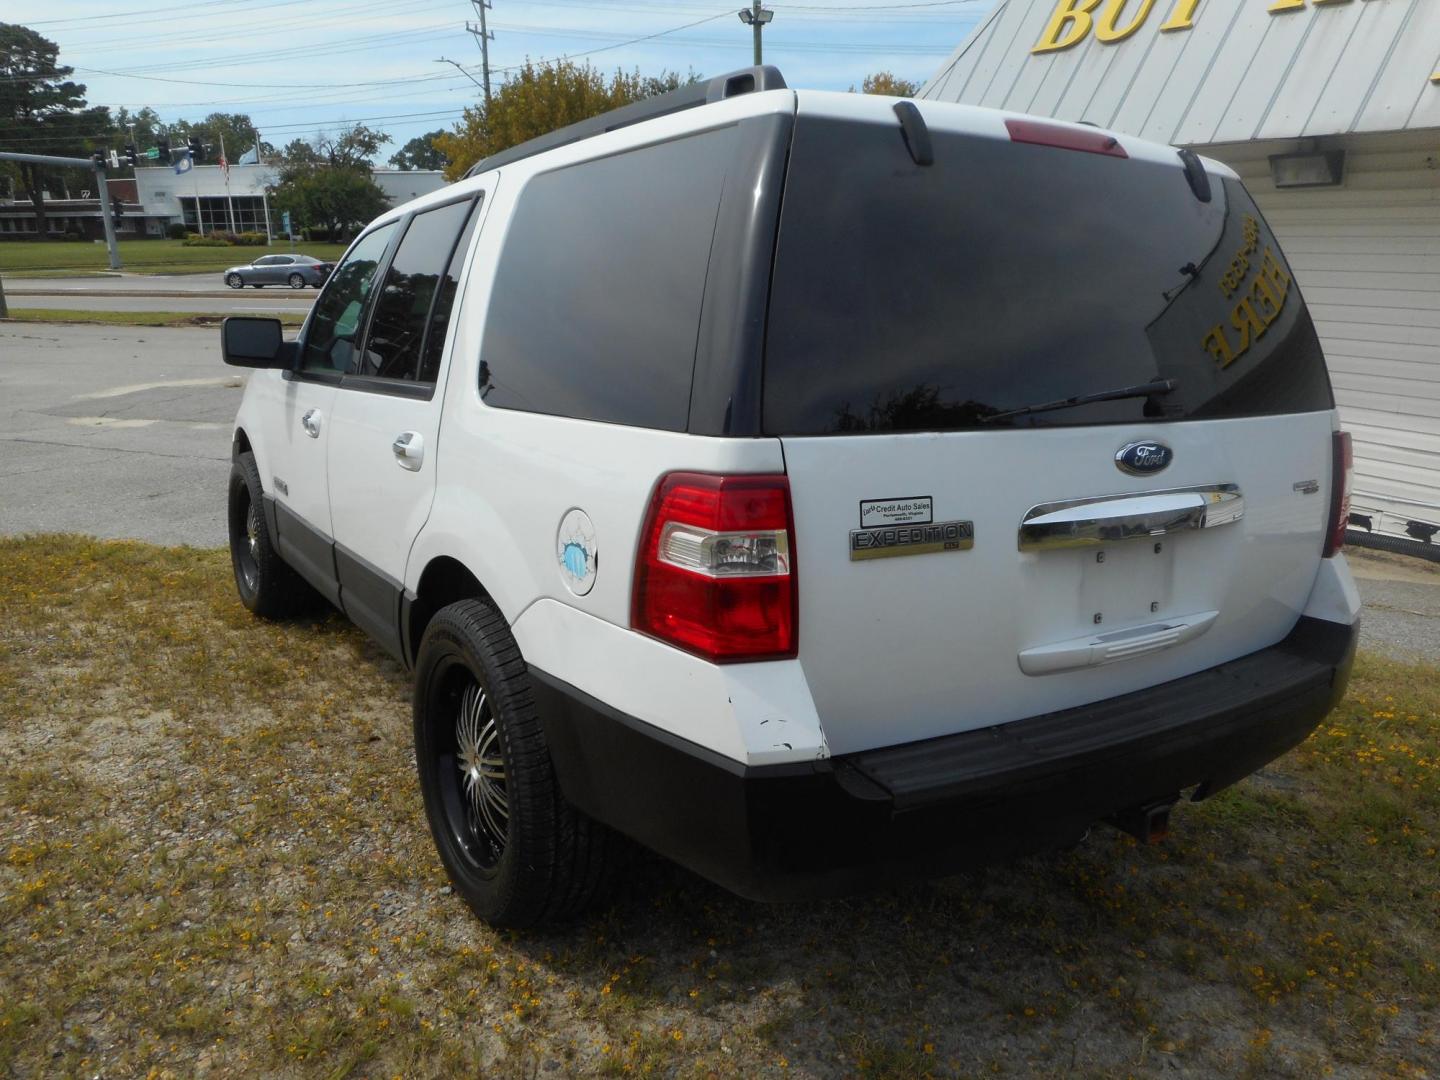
[222,317,295,369]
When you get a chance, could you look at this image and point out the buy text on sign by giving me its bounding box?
[1033,0,1363,55]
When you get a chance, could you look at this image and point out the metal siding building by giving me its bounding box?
[920,0,1440,545]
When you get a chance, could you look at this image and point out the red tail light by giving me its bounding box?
[1005,118,1128,158]
[1324,431,1353,558]
[632,472,797,663]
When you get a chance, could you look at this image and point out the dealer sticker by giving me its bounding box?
[859,496,933,529]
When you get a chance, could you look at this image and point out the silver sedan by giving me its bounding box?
[223,254,334,290]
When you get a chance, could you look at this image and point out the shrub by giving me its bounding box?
[166,222,189,240]
[234,232,267,246]
[181,233,231,247]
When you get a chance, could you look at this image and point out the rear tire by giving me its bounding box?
[414,598,611,928]
[288,273,304,289]
[228,452,317,619]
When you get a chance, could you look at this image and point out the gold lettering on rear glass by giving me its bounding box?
[1200,215,1291,370]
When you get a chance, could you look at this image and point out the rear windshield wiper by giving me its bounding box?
[980,378,1178,424]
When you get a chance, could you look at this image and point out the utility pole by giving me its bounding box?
[0,150,122,270]
[737,1,774,66]
[467,0,494,104]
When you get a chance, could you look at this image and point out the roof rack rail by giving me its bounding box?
[462,65,788,178]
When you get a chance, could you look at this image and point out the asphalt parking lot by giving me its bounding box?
[1,321,1437,657]
[0,322,235,547]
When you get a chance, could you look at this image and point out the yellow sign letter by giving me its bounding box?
[1268,0,1306,12]
[1096,0,1159,43]
[1158,0,1201,32]
[1032,0,1105,54]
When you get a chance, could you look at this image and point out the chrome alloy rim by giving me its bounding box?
[455,682,507,858]
[240,501,260,591]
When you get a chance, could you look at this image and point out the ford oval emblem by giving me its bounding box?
[1115,440,1173,476]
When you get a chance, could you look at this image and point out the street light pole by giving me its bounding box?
[737,1,774,66]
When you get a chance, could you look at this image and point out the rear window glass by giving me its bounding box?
[762,118,1333,435]
[478,127,738,430]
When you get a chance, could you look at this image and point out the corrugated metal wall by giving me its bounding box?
[920,0,1440,145]
[1212,132,1440,535]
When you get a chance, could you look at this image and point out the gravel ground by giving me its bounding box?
[1348,547,1440,664]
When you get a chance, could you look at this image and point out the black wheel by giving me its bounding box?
[227,452,316,619]
[288,273,305,289]
[414,598,611,928]
[226,273,243,289]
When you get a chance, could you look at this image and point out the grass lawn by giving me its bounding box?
[3,308,307,329]
[0,239,349,278]
[1,535,1437,1077]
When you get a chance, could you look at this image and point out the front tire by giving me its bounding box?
[226,273,243,289]
[228,452,315,619]
[414,599,610,928]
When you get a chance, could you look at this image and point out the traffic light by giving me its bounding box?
[187,135,203,161]
[91,152,106,170]
[111,197,124,226]
[123,143,138,167]
[156,136,171,163]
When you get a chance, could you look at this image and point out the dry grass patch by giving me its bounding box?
[1,535,1437,1077]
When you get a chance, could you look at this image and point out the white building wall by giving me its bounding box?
[1211,131,1440,536]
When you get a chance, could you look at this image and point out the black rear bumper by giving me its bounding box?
[530,616,1358,901]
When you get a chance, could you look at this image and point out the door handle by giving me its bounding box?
[301,408,321,439]
[1018,485,1243,552]
[392,431,424,471]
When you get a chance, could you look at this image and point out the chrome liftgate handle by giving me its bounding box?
[1017,485,1244,553]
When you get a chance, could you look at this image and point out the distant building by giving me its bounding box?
[133,163,447,236]
[0,164,447,240]
[0,178,150,240]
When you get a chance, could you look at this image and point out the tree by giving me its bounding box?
[852,72,921,98]
[319,123,389,169]
[279,138,322,166]
[0,23,112,234]
[389,130,449,171]
[268,124,392,241]
[435,61,692,181]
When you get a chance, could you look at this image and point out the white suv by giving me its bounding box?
[222,68,1361,928]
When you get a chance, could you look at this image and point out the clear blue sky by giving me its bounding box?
[7,0,994,156]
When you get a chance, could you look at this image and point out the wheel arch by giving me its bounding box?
[232,425,253,462]
[405,556,493,668]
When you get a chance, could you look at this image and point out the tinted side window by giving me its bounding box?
[359,198,476,381]
[763,120,1332,434]
[419,200,481,384]
[479,127,738,430]
[301,223,397,374]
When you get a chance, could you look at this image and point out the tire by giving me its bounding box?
[288,273,305,289]
[414,598,611,928]
[227,452,316,619]
[226,273,243,289]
